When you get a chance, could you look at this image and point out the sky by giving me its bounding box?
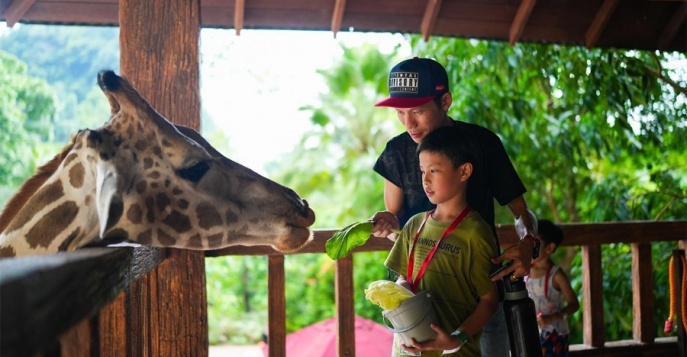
[199,29,408,174]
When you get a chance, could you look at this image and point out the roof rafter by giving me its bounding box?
[331,0,346,38]
[3,0,36,27]
[420,0,442,42]
[234,0,245,35]
[509,0,537,45]
[658,3,686,51]
[585,0,619,49]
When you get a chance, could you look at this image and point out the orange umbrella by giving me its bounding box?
[263,315,393,357]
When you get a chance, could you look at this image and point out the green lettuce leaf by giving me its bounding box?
[325,221,374,260]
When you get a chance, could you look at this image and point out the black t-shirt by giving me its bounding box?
[373,120,526,241]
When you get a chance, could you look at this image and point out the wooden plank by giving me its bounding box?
[632,243,654,342]
[509,0,537,45]
[207,221,687,257]
[582,244,605,347]
[420,0,442,42]
[118,1,207,356]
[267,255,286,357]
[0,247,159,357]
[234,0,244,35]
[569,337,679,356]
[585,0,619,49]
[2,0,35,27]
[658,3,686,50]
[331,0,346,38]
[336,255,356,357]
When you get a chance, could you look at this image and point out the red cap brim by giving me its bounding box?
[374,95,435,109]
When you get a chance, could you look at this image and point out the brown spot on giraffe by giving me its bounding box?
[6,180,64,233]
[157,229,175,246]
[68,162,85,188]
[207,233,224,248]
[137,229,153,245]
[187,234,203,249]
[136,180,147,194]
[197,203,222,230]
[162,211,192,233]
[156,193,171,212]
[26,201,79,249]
[127,203,143,224]
[59,227,82,251]
[63,153,78,167]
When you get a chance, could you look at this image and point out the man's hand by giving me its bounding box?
[369,211,400,241]
[401,323,460,353]
[490,240,534,281]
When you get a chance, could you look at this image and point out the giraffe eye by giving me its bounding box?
[178,161,210,183]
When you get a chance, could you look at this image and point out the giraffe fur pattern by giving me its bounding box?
[0,70,316,257]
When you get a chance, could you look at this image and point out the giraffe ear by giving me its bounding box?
[96,162,125,239]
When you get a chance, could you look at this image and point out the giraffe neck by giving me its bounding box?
[0,141,99,257]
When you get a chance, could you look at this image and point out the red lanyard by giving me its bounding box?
[406,206,471,293]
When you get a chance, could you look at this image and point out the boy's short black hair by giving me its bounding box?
[416,125,475,170]
[538,219,564,247]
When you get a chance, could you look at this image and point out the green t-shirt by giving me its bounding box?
[384,210,498,357]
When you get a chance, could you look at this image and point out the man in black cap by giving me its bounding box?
[370,57,539,357]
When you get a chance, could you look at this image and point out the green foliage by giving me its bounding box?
[0,52,57,190]
[2,24,120,142]
[325,221,374,259]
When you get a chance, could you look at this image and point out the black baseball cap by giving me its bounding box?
[375,57,449,108]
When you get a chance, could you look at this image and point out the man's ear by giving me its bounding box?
[459,162,473,182]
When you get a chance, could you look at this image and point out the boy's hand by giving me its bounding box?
[369,211,400,241]
[401,323,461,353]
[490,240,534,281]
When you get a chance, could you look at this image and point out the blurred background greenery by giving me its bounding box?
[1,24,685,346]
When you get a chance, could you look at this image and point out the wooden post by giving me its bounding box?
[632,243,654,342]
[268,255,287,357]
[110,0,207,356]
[582,244,605,347]
[336,255,355,356]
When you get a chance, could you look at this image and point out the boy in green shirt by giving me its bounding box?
[384,125,499,356]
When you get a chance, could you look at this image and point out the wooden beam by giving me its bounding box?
[118,1,207,356]
[234,0,245,36]
[331,0,346,38]
[582,244,605,347]
[421,0,442,42]
[509,0,537,45]
[2,0,36,27]
[585,0,619,49]
[632,243,655,343]
[336,255,356,357]
[267,255,286,357]
[658,4,686,51]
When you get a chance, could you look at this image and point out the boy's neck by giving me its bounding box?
[432,200,470,223]
[529,258,554,277]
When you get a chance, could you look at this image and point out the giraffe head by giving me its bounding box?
[0,71,315,257]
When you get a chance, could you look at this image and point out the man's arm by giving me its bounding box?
[370,179,404,240]
[490,195,538,280]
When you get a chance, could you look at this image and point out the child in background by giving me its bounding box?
[525,220,580,357]
[382,126,499,356]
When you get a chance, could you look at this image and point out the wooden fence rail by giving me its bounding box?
[212,220,687,357]
[1,221,685,357]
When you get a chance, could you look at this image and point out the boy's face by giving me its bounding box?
[419,151,469,205]
[393,93,452,143]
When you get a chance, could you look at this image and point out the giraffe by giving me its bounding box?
[0,70,316,257]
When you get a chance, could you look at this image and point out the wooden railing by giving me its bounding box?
[1,221,685,357]
[209,220,687,357]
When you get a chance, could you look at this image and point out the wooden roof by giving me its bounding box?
[1,0,686,52]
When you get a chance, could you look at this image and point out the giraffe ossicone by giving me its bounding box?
[0,70,316,257]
